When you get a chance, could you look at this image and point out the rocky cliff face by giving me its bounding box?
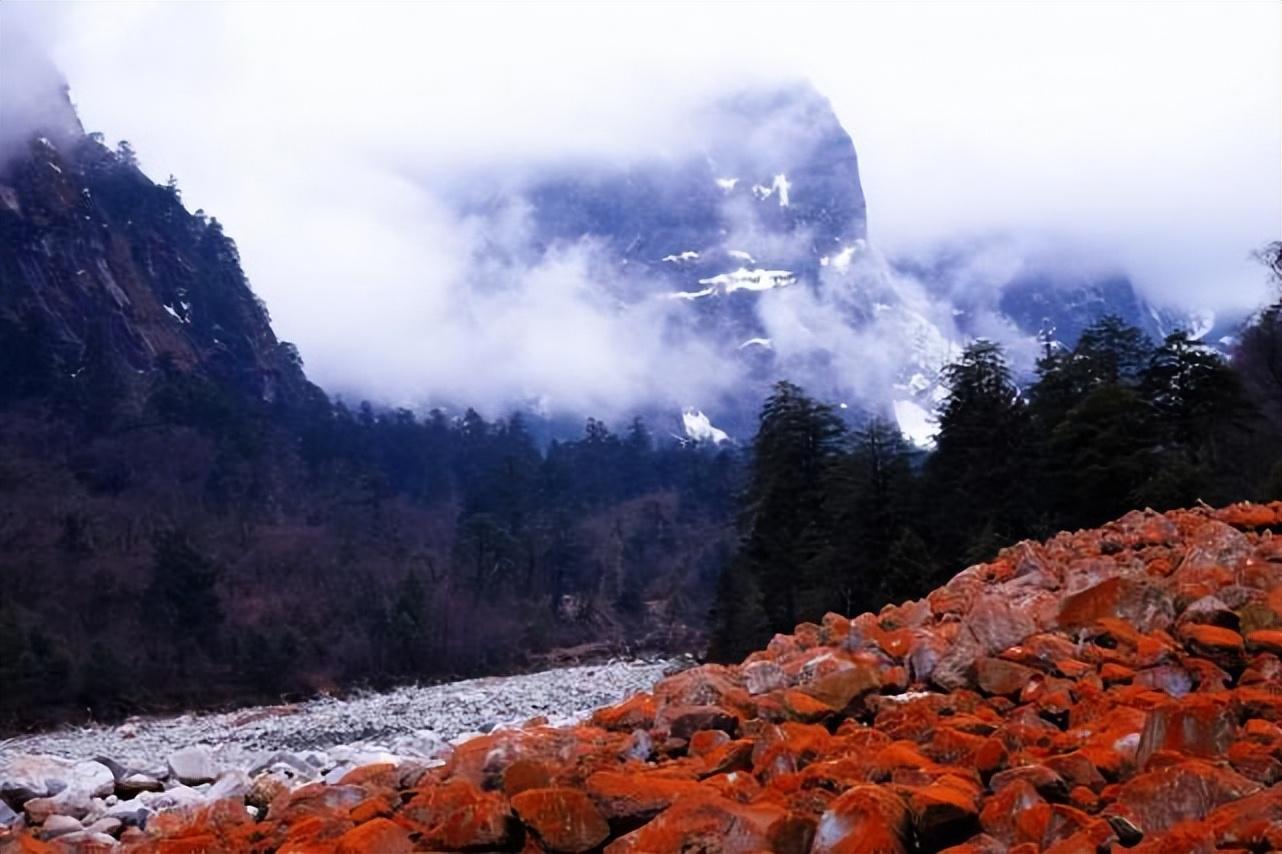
[0,87,307,405]
[449,82,1217,442]
[5,501,1281,851]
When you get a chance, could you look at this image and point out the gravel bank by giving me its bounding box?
[0,659,675,771]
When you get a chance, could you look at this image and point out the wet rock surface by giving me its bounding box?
[3,502,1282,852]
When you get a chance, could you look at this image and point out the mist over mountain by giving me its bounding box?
[379,81,1222,443]
[0,31,1233,450]
[8,3,1274,446]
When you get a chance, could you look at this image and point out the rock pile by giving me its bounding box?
[4,502,1282,852]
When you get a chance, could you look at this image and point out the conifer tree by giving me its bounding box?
[1072,314,1153,388]
[1050,383,1156,525]
[925,340,1031,566]
[709,381,845,655]
[809,417,915,616]
[1142,331,1251,466]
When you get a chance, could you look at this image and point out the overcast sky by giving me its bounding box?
[4,2,1279,412]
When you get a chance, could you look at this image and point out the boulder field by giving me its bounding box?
[4,501,1282,853]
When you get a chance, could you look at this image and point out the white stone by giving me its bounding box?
[0,660,671,789]
[166,746,219,785]
[118,772,164,795]
[51,830,120,848]
[105,798,152,828]
[137,784,206,815]
[39,814,82,839]
[207,769,250,800]
[84,816,122,836]
[14,760,111,823]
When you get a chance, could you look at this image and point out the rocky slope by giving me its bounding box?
[5,501,1282,852]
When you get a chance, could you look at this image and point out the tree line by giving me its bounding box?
[0,354,740,728]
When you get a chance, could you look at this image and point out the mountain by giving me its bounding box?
[5,501,1280,849]
[445,82,1219,444]
[0,76,311,409]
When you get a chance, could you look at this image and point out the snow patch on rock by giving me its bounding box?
[681,409,729,444]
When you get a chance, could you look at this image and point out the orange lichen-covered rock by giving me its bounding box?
[397,778,515,850]
[604,794,814,854]
[1135,695,1235,769]
[781,688,838,721]
[511,787,610,853]
[1179,623,1246,668]
[975,657,1038,697]
[909,776,982,849]
[584,770,707,822]
[1245,628,1282,655]
[811,785,911,854]
[1215,502,1282,528]
[1109,759,1261,835]
[333,817,412,854]
[590,692,656,732]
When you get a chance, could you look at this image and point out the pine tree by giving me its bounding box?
[926,340,1031,567]
[809,417,916,616]
[1050,383,1157,524]
[453,512,516,602]
[1142,331,1251,464]
[1072,314,1153,388]
[711,381,845,649]
[1237,242,1282,435]
[706,555,771,663]
[388,571,429,672]
[878,529,939,605]
[116,140,138,167]
[76,321,127,435]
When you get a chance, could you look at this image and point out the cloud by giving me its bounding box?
[1,2,1278,426]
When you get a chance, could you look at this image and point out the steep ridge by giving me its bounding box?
[0,99,311,406]
[5,501,1282,851]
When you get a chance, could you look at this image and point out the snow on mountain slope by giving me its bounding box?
[442,82,1219,445]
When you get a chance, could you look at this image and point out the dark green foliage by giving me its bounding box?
[809,418,918,616]
[0,313,63,404]
[386,571,430,673]
[706,552,771,663]
[1072,314,1153,387]
[148,531,224,644]
[1049,383,1157,525]
[925,340,1032,565]
[710,382,844,658]
[78,642,127,719]
[1236,242,1282,435]
[736,382,845,632]
[879,529,940,603]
